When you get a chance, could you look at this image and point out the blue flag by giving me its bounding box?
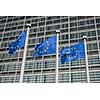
[60,40,85,64]
[33,35,56,57]
[8,32,26,54]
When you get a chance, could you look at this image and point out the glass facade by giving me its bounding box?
[0,16,100,83]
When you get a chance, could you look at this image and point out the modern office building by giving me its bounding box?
[0,16,100,83]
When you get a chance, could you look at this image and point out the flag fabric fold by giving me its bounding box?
[33,35,56,57]
[60,40,85,64]
[8,32,26,54]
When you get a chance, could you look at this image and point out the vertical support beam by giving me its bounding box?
[68,16,72,83]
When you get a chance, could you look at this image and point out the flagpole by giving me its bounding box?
[19,24,31,83]
[55,30,60,83]
[83,36,90,83]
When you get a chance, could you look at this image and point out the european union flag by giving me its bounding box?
[33,35,56,57]
[8,32,26,54]
[61,40,85,64]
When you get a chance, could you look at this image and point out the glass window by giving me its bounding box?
[60,34,68,40]
[0,34,2,37]
[60,29,68,33]
[19,16,25,20]
[93,43,98,49]
[37,37,44,43]
[70,27,77,32]
[70,16,77,21]
[39,22,45,26]
[32,23,37,27]
[70,22,77,27]
[61,18,68,22]
[97,30,100,35]
[46,26,52,31]
[44,74,55,83]
[26,16,32,19]
[7,18,12,22]
[96,24,100,28]
[86,16,93,18]
[96,18,100,23]
[47,16,54,20]
[78,21,86,26]
[78,16,85,20]
[88,56,100,65]
[88,37,97,41]
[87,31,96,37]
[29,39,35,44]
[78,26,86,31]
[90,71,100,81]
[32,28,37,32]
[59,73,69,82]
[87,43,98,50]
[46,21,52,25]
[40,17,45,22]
[71,72,86,82]
[70,34,75,39]
[44,60,55,68]
[87,19,94,24]
[53,25,60,29]
[39,27,44,32]
[54,19,60,24]
[87,25,95,29]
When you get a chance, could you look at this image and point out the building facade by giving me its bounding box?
[0,16,100,83]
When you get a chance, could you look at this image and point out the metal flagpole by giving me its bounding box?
[19,24,31,83]
[83,36,90,83]
[55,30,60,83]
